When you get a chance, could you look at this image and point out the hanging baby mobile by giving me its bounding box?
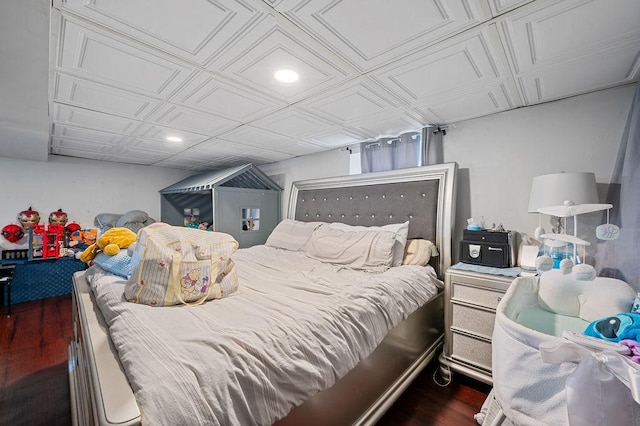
[535,200,620,276]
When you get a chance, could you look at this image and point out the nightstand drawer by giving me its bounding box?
[451,331,492,372]
[451,303,497,339]
[451,283,504,309]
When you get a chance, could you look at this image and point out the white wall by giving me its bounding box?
[259,148,351,215]
[0,155,191,249]
[260,84,636,263]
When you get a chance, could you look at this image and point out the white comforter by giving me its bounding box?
[87,245,442,425]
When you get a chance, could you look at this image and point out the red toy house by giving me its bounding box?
[29,224,65,260]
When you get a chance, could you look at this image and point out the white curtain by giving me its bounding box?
[360,127,443,173]
[596,83,640,291]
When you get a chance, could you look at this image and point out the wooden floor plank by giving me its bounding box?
[1,295,490,426]
[1,295,73,425]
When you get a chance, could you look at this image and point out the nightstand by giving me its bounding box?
[438,268,514,385]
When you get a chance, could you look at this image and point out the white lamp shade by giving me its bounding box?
[528,172,599,213]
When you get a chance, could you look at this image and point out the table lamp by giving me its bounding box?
[528,172,600,236]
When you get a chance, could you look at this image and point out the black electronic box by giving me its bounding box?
[460,229,515,268]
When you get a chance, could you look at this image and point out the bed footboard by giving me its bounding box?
[275,291,445,426]
[68,271,141,426]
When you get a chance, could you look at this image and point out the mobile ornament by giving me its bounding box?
[595,207,620,240]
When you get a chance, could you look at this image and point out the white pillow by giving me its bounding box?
[306,224,396,272]
[265,219,323,251]
[328,221,409,267]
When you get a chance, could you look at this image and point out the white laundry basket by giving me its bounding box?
[489,271,640,426]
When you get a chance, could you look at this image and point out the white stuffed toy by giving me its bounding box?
[535,256,636,322]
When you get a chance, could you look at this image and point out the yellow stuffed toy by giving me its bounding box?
[80,227,137,262]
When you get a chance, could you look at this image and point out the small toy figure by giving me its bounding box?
[1,224,24,243]
[18,207,40,229]
[198,222,212,231]
[66,222,81,235]
[49,209,69,226]
[65,222,82,247]
[81,229,98,245]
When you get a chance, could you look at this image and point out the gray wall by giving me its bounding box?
[214,187,280,248]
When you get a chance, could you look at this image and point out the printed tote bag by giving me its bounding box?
[125,225,239,306]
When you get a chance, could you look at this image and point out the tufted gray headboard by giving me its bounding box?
[288,163,457,278]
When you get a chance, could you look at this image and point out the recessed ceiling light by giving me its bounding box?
[167,136,183,142]
[274,69,299,83]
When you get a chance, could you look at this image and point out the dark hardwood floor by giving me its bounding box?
[0,295,73,426]
[0,295,490,426]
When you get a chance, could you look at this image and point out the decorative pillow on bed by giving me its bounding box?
[125,225,239,306]
[115,210,156,233]
[306,224,397,272]
[93,250,133,278]
[402,239,437,266]
[327,221,409,267]
[265,219,323,251]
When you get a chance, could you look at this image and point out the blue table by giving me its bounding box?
[9,257,87,304]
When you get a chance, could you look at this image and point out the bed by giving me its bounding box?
[67,163,457,426]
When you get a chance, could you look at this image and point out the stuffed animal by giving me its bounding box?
[80,227,137,262]
[585,312,640,342]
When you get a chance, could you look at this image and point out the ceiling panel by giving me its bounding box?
[52,123,123,146]
[61,0,267,66]
[209,14,355,102]
[487,0,534,16]
[412,82,521,122]
[297,77,405,125]
[218,125,326,156]
[53,104,141,136]
[149,104,240,136]
[56,16,198,97]
[250,107,340,139]
[132,123,209,146]
[352,110,428,137]
[155,138,294,170]
[498,0,640,73]
[177,73,286,122]
[21,0,635,169]
[53,74,162,120]
[275,0,492,72]
[302,127,369,148]
[371,25,521,108]
[497,0,640,104]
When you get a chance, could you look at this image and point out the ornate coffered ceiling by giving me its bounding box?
[15,0,640,169]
